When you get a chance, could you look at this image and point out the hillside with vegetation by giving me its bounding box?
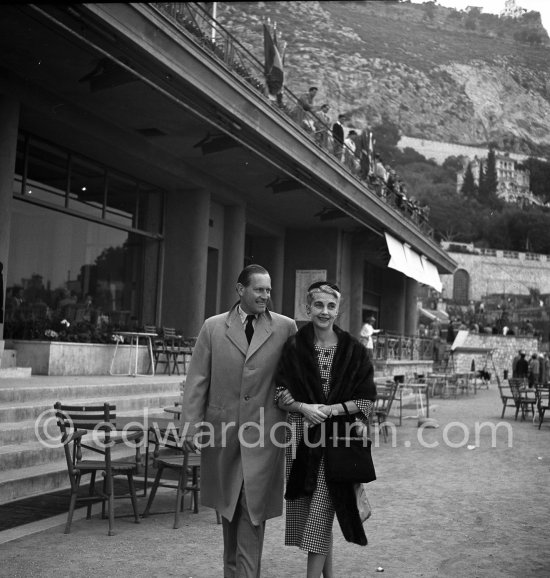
[218,0,550,156]
[217,1,550,252]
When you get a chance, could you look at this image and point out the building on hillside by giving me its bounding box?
[0,3,455,373]
[456,153,540,206]
[501,0,527,20]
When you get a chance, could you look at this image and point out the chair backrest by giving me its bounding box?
[498,381,513,399]
[54,401,116,467]
[143,324,157,333]
[507,378,527,401]
[375,380,399,415]
[536,386,550,409]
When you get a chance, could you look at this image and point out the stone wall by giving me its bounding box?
[440,248,550,301]
[398,136,530,166]
[451,333,538,378]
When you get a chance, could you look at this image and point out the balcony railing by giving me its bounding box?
[151,2,433,237]
[373,332,433,361]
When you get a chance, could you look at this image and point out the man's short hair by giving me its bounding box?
[309,86,319,92]
[237,264,269,286]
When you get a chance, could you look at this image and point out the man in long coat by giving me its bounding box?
[182,264,297,578]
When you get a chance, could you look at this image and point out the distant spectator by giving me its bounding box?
[538,353,546,385]
[528,352,540,388]
[314,103,331,148]
[332,114,346,161]
[373,154,388,183]
[514,350,529,379]
[344,130,359,171]
[292,86,318,131]
[360,314,381,361]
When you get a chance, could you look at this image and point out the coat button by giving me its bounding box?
[244,395,250,401]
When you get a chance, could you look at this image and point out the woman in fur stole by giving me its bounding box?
[276,281,377,578]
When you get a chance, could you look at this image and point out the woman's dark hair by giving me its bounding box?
[237,264,269,286]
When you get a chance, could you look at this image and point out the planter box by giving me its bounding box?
[10,340,152,376]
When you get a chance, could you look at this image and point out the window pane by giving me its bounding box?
[25,138,68,206]
[69,156,105,218]
[106,172,137,227]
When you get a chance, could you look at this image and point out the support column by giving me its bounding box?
[0,95,20,353]
[162,188,210,336]
[349,243,364,339]
[220,204,246,311]
[380,268,406,335]
[405,277,419,336]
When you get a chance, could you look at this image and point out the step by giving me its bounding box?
[0,377,183,403]
[0,405,176,447]
[0,367,32,379]
[0,392,181,423]
[0,444,151,505]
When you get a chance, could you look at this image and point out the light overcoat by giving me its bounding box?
[181,306,297,524]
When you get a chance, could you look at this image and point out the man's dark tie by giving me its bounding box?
[245,314,255,344]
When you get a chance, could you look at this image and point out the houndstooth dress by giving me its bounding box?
[282,344,373,555]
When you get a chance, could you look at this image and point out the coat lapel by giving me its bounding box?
[247,312,273,359]
[225,307,248,356]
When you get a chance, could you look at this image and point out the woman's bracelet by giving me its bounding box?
[298,402,304,412]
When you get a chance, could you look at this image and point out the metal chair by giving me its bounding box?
[374,380,399,442]
[508,378,535,421]
[54,401,143,535]
[498,380,516,419]
[142,426,221,528]
[535,385,550,429]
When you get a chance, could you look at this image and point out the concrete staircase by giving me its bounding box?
[0,375,183,505]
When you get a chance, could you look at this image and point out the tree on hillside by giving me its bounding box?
[483,147,500,208]
[478,161,486,201]
[442,155,467,176]
[371,115,400,162]
[523,157,550,203]
[460,162,477,197]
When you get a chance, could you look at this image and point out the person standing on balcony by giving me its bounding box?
[292,86,319,132]
[315,103,331,149]
[360,314,381,361]
[181,264,297,578]
[332,114,346,161]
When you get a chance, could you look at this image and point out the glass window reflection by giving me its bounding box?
[4,201,158,340]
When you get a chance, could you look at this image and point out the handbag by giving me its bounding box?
[355,483,372,523]
[324,404,376,484]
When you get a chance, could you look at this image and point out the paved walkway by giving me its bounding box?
[1,385,549,577]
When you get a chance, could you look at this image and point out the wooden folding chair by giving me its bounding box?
[54,401,143,535]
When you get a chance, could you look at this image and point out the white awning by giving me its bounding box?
[384,232,443,292]
[420,255,443,292]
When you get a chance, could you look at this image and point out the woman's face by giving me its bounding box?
[308,291,339,331]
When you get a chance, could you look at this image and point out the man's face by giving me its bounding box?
[237,273,271,315]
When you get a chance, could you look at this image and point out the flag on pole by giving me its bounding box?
[263,20,284,96]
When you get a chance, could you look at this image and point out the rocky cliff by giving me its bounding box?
[217,1,550,157]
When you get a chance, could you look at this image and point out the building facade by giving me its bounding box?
[0,3,454,363]
[456,153,537,206]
